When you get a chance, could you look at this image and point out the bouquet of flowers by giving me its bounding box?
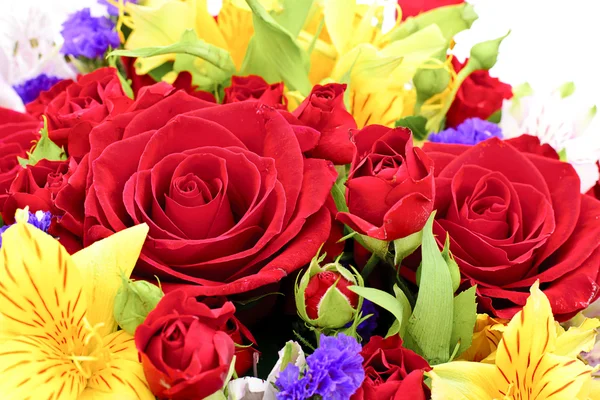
[1,0,599,399]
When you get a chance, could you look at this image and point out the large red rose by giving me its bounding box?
[84,98,337,296]
[135,290,236,399]
[224,75,287,109]
[337,125,435,241]
[293,83,356,165]
[397,0,464,20]
[351,335,431,400]
[0,108,39,210]
[445,58,512,128]
[422,135,600,321]
[31,68,133,160]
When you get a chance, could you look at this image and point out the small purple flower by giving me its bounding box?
[13,74,63,104]
[357,300,379,342]
[61,8,120,59]
[429,117,503,145]
[276,334,364,400]
[98,0,138,16]
[0,211,53,248]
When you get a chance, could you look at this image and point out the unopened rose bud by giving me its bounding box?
[305,271,359,322]
[114,277,164,335]
[295,249,363,330]
[414,67,451,101]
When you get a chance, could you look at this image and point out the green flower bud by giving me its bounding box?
[469,31,510,71]
[295,249,363,329]
[414,67,451,100]
[114,277,164,335]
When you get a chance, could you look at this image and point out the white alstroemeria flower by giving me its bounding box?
[501,89,600,192]
[226,341,307,400]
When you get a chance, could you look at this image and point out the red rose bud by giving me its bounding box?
[304,271,359,320]
[295,249,364,330]
[293,83,357,165]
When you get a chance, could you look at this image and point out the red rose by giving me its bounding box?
[26,79,73,118]
[35,68,133,159]
[445,58,512,128]
[84,99,337,296]
[52,82,192,253]
[337,125,435,241]
[1,159,75,225]
[586,162,600,200]
[0,108,39,211]
[422,136,600,320]
[293,83,356,165]
[224,75,287,109]
[397,0,464,20]
[135,290,236,399]
[352,335,431,400]
[304,271,359,320]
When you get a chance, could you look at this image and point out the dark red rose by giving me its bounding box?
[397,0,464,20]
[122,57,217,102]
[445,58,512,128]
[1,158,75,224]
[304,271,359,320]
[224,75,287,109]
[52,82,191,253]
[84,98,337,296]
[293,83,356,165]
[135,290,236,399]
[34,68,133,160]
[26,79,74,118]
[586,162,600,200]
[422,136,600,321]
[0,108,39,211]
[352,335,431,400]
[337,125,435,241]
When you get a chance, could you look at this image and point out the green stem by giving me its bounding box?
[361,253,380,281]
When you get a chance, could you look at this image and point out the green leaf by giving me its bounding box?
[331,182,349,213]
[450,286,477,360]
[147,61,175,82]
[559,81,576,98]
[558,148,567,162]
[387,3,478,44]
[404,212,454,365]
[349,285,411,338]
[395,116,429,141]
[487,110,502,123]
[241,0,312,95]
[441,234,460,293]
[18,116,66,167]
[0,213,3,228]
[393,230,423,266]
[108,29,236,91]
[272,0,314,37]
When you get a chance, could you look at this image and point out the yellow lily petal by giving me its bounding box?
[0,222,87,342]
[71,224,149,338]
[527,353,592,399]
[349,86,405,127]
[0,336,86,399]
[193,0,228,49]
[323,0,356,55]
[495,282,557,390]
[217,0,254,69]
[429,361,503,400]
[80,331,154,400]
[458,314,507,363]
[554,318,600,358]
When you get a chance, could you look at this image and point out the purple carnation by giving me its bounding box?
[276,334,364,400]
[98,0,138,16]
[13,74,63,104]
[429,117,503,145]
[61,8,120,59]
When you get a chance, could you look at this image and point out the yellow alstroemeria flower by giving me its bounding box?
[293,1,448,127]
[0,214,154,399]
[122,0,278,74]
[430,282,600,400]
[458,314,507,363]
